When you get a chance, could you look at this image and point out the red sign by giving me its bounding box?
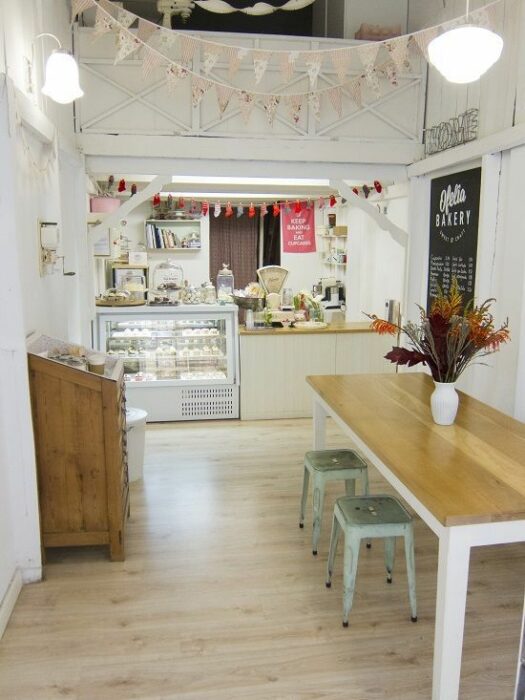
[281,203,316,253]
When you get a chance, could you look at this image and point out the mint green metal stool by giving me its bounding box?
[326,495,417,627]
[299,449,369,555]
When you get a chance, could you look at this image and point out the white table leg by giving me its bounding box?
[313,399,327,450]
[432,526,471,700]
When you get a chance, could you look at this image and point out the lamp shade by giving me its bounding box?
[41,49,83,104]
[428,25,503,84]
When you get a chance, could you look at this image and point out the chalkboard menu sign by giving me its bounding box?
[427,167,481,311]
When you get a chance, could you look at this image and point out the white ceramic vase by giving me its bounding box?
[430,381,459,425]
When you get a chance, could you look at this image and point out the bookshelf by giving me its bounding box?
[145,219,201,251]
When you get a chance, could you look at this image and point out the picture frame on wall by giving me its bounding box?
[92,227,111,257]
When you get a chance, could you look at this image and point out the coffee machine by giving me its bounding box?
[317,277,346,309]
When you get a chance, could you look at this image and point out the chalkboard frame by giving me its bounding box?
[427,167,482,312]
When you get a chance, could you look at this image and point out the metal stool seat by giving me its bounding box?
[326,494,417,627]
[299,449,369,555]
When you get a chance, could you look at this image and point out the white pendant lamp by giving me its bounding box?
[427,2,503,84]
[36,33,84,104]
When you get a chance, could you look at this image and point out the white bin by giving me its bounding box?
[126,407,148,482]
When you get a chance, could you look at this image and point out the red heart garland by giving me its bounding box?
[273,202,280,217]
[374,180,382,193]
[329,194,337,207]
[225,201,233,217]
[201,201,209,216]
[118,179,126,192]
[178,197,185,209]
[248,203,256,218]
[153,193,161,207]
[294,200,302,214]
[352,187,359,196]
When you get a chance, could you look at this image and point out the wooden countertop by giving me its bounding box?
[307,373,525,527]
[239,321,373,336]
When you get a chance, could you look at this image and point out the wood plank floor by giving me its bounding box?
[0,418,523,699]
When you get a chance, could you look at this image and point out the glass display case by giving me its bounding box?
[96,305,239,421]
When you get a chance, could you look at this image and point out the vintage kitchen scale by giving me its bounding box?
[255,266,294,325]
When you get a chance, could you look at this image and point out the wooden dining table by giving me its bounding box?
[307,372,525,700]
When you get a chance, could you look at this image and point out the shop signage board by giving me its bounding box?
[424,108,479,156]
[427,167,481,312]
[281,204,316,254]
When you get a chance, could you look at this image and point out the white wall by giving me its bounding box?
[0,0,88,635]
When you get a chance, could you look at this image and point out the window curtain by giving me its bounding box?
[262,211,281,267]
[209,211,260,291]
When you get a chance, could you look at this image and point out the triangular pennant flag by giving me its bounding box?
[71,0,93,21]
[388,36,410,72]
[358,43,380,72]
[117,7,136,29]
[348,79,362,109]
[142,45,164,79]
[137,19,156,44]
[279,51,298,82]
[365,66,380,95]
[286,94,303,125]
[115,29,141,64]
[413,27,439,60]
[192,77,213,107]
[166,63,188,93]
[215,84,235,115]
[384,60,398,86]
[237,91,256,124]
[262,95,280,126]
[228,47,248,78]
[156,29,176,51]
[203,47,222,75]
[303,51,323,89]
[308,92,321,122]
[93,7,114,37]
[330,48,352,84]
[253,50,269,85]
[180,35,197,64]
[327,86,342,118]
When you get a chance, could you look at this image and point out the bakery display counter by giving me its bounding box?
[239,322,394,420]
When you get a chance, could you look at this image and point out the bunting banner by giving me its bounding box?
[215,83,235,115]
[286,94,303,125]
[228,47,248,78]
[137,18,156,44]
[166,63,188,92]
[237,91,256,124]
[303,51,322,89]
[263,95,280,126]
[330,49,352,84]
[253,50,269,84]
[79,0,504,128]
[279,51,298,82]
[308,92,321,122]
[192,76,213,106]
[202,47,222,75]
[388,36,410,71]
[115,30,141,64]
[327,86,342,118]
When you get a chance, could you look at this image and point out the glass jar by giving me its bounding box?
[216,263,234,301]
[181,284,202,305]
[203,281,217,304]
[152,259,184,291]
[120,272,146,302]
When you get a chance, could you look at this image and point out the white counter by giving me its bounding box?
[239,322,395,420]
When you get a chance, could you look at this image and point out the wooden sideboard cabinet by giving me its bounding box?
[27,347,129,561]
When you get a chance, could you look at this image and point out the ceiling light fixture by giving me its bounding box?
[36,33,84,104]
[427,2,503,84]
